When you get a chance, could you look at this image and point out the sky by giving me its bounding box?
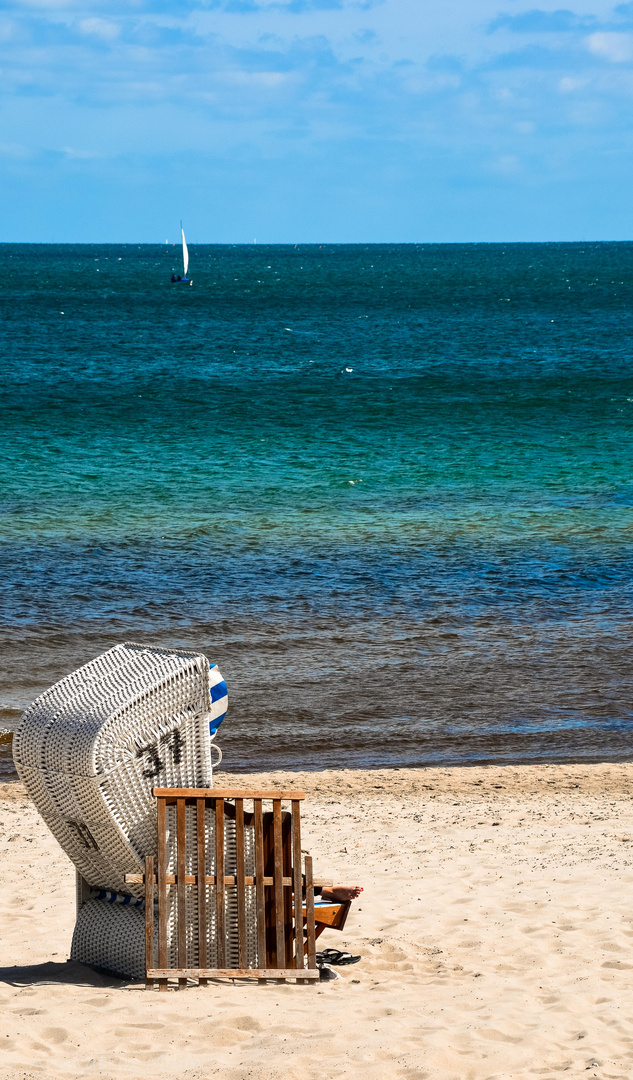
[2,0,633,241]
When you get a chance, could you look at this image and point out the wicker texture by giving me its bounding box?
[71,898,148,980]
[13,643,226,899]
[70,806,258,980]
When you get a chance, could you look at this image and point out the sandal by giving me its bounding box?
[317,948,343,964]
[317,948,361,966]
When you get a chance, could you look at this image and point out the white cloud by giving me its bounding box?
[223,70,289,87]
[13,0,78,7]
[78,17,120,40]
[493,154,521,174]
[585,32,633,64]
[559,76,586,93]
[63,146,106,158]
[0,140,32,158]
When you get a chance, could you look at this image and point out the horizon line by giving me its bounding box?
[1,238,631,247]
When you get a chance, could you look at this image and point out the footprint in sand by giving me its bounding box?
[41,1027,69,1044]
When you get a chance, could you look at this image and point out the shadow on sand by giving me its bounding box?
[0,959,137,988]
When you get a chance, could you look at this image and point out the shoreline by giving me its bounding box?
[5,758,633,795]
[5,757,633,796]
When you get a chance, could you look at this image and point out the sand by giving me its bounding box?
[2,762,633,1080]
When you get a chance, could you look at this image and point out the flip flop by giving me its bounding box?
[317,948,361,966]
[317,948,343,963]
[334,952,361,966]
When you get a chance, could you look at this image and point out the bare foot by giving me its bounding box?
[320,886,363,903]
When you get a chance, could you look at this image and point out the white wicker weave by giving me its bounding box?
[13,643,228,900]
[71,898,148,980]
[70,807,259,980]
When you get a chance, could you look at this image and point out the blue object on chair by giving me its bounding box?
[209,665,228,736]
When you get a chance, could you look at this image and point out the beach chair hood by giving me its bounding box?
[12,642,227,899]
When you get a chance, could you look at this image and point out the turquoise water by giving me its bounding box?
[2,241,633,776]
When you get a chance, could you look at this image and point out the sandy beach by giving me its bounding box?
[2,762,633,1080]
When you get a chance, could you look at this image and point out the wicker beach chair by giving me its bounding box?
[13,644,345,983]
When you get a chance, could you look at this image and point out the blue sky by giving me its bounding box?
[2,0,633,241]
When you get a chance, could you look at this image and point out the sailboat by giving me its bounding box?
[171,221,192,284]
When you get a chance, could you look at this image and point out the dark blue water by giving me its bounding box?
[2,241,633,778]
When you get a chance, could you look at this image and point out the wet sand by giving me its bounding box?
[2,763,633,1080]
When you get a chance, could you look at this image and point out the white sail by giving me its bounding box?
[181,226,189,277]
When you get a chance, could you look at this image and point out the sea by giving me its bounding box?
[1,241,633,780]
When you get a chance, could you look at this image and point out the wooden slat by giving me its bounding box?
[147,968,319,980]
[272,800,285,971]
[282,813,293,966]
[145,855,154,988]
[215,799,226,968]
[254,799,267,972]
[125,873,332,887]
[291,800,303,971]
[157,797,168,992]
[153,788,305,800]
[196,798,208,986]
[304,854,316,970]
[176,798,187,989]
[235,798,247,969]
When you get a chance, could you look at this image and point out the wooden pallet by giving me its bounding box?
[134,788,321,988]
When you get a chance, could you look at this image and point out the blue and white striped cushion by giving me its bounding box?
[208,665,228,736]
[91,889,144,908]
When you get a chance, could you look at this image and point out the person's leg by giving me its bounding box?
[320,886,363,903]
